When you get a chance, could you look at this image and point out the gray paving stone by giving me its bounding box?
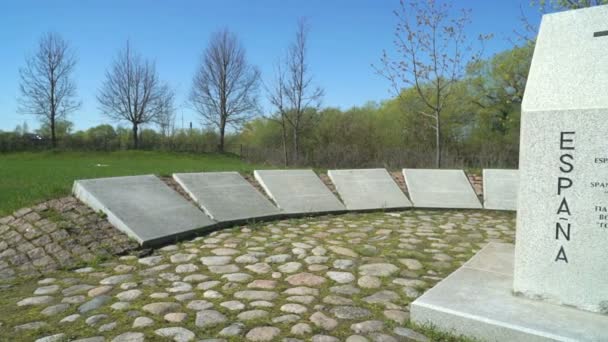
[59,313,80,323]
[312,335,340,342]
[359,263,399,277]
[155,327,195,341]
[402,169,482,209]
[292,322,312,335]
[195,310,227,328]
[73,337,105,342]
[219,323,245,336]
[330,306,372,320]
[132,316,154,328]
[200,256,232,266]
[73,175,216,246]
[234,290,278,301]
[34,285,60,295]
[280,303,308,314]
[35,334,66,342]
[100,274,132,285]
[173,172,280,222]
[111,332,144,342]
[17,296,54,306]
[254,170,345,214]
[310,311,338,330]
[286,272,326,286]
[245,326,281,341]
[41,303,70,316]
[326,271,355,283]
[142,302,181,315]
[237,309,269,320]
[14,321,48,331]
[78,295,111,313]
[328,169,412,210]
[351,320,385,334]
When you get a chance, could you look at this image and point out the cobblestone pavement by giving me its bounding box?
[0,210,515,342]
[0,197,139,281]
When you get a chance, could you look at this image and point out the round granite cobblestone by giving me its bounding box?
[0,210,515,341]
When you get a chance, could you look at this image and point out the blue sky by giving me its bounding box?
[0,0,540,132]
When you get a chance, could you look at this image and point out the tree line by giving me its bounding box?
[4,0,606,168]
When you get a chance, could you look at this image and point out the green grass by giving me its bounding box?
[0,150,263,216]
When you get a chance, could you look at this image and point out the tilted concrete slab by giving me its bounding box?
[173,172,281,223]
[327,168,412,211]
[402,169,482,209]
[411,242,608,341]
[73,175,216,247]
[254,169,346,215]
[482,169,519,211]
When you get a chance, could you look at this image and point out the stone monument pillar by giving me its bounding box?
[513,4,608,314]
[410,6,608,341]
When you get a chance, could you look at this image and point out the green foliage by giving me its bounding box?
[237,43,532,169]
[0,150,258,216]
[464,44,533,167]
[36,119,74,139]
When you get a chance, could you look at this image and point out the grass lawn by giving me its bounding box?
[0,150,263,216]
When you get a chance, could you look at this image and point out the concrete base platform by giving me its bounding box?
[173,172,281,223]
[73,175,216,247]
[410,243,608,341]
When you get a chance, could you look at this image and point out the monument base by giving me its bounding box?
[410,243,608,341]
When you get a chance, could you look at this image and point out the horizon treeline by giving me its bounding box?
[2,0,603,169]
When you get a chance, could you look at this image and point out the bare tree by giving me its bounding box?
[18,32,80,148]
[267,59,290,166]
[98,42,174,149]
[156,95,176,137]
[190,29,260,153]
[375,0,487,168]
[268,18,324,164]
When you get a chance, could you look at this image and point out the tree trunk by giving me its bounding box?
[281,118,289,167]
[435,111,442,168]
[293,126,299,165]
[218,119,226,153]
[132,123,139,149]
[50,117,56,148]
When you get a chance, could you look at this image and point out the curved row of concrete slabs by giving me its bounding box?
[73,168,518,247]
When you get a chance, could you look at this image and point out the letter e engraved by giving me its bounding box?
[560,132,575,150]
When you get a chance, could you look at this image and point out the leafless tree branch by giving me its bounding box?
[267,18,324,164]
[97,41,174,148]
[18,32,80,147]
[190,29,260,152]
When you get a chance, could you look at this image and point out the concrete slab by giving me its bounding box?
[411,242,608,341]
[73,175,216,246]
[254,169,346,215]
[402,169,482,209]
[327,168,411,210]
[482,169,518,211]
[173,172,281,222]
